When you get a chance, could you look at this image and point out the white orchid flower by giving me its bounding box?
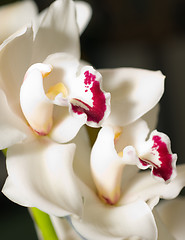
[51,122,185,240]
[1,0,108,218]
[91,121,177,205]
[50,75,184,239]
[1,1,184,239]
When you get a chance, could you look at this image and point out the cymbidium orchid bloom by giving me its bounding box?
[91,120,177,205]
[51,118,185,240]
[49,69,185,239]
[0,0,106,217]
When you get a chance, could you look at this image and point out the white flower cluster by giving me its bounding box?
[0,1,185,239]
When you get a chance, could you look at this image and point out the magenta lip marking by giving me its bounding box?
[140,135,173,181]
[71,71,107,124]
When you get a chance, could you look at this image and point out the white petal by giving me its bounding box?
[100,68,165,126]
[75,1,92,34]
[0,90,29,149]
[120,165,185,209]
[51,216,83,240]
[49,106,86,143]
[156,198,185,240]
[72,126,96,190]
[2,176,32,207]
[0,0,37,43]
[0,26,33,115]
[20,63,53,135]
[32,8,47,38]
[3,137,83,217]
[72,195,157,240]
[43,52,79,96]
[115,118,149,153]
[71,181,157,240]
[32,0,80,62]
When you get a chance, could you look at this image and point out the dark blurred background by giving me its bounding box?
[0,0,185,239]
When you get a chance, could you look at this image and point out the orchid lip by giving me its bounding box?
[70,68,110,127]
[138,131,177,183]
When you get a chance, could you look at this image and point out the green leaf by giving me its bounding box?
[30,208,58,240]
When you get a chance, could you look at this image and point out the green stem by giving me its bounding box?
[30,208,58,240]
[2,148,7,156]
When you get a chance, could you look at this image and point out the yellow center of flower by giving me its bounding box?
[118,151,123,157]
[46,82,68,101]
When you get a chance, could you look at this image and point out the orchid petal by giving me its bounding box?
[20,63,54,136]
[3,137,83,217]
[32,8,47,39]
[0,90,29,149]
[115,105,160,153]
[51,216,83,240]
[2,176,31,207]
[71,183,157,240]
[32,0,80,63]
[0,26,33,115]
[72,201,157,240]
[115,118,149,153]
[43,52,79,104]
[49,106,86,143]
[70,66,111,127]
[0,0,37,43]
[73,126,96,190]
[100,68,165,126]
[156,198,185,240]
[75,1,92,34]
[120,165,185,209]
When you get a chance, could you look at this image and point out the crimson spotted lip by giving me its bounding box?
[71,70,107,124]
[140,135,174,182]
